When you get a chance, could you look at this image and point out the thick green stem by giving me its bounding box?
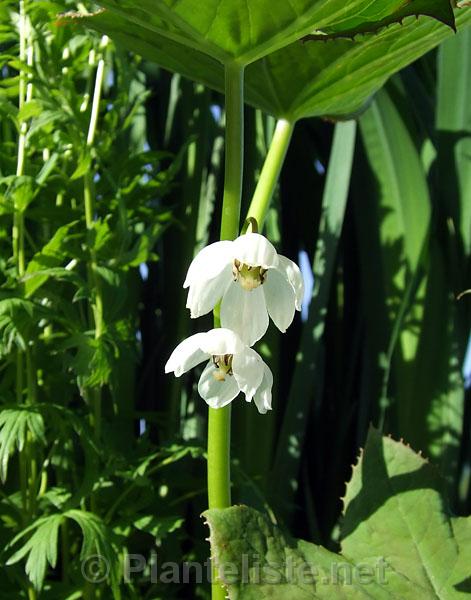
[219,62,244,242]
[207,61,244,600]
[246,118,294,230]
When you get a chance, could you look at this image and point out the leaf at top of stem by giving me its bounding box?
[71,6,469,121]
[66,0,455,67]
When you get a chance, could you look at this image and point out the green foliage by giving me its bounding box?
[205,430,471,599]
[78,3,470,120]
[0,406,46,481]
[1,0,470,598]
[6,514,63,591]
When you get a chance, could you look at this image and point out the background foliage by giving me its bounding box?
[0,1,470,598]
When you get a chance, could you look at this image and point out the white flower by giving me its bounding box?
[165,328,273,414]
[184,233,304,345]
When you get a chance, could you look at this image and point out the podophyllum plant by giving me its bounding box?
[1,0,470,598]
[78,2,470,599]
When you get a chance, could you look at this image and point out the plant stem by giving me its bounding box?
[218,62,244,242]
[245,118,294,230]
[207,60,244,600]
[15,6,37,598]
[83,41,107,446]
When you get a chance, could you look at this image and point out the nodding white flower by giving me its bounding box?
[184,233,304,345]
[165,328,273,414]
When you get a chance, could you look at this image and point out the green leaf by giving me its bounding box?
[7,510,120,594]
[0,298,43,355]
[0,406,46,481]
[244,8,470,120]
[303,0,455,39]
[17,99,44,122]
[133,514,184,540]
[437,26,471,253]
[24,220,80,297]
[82,0,455,65]
[0,175,36,213]
[70,150,92,181]
[75,5,468,119]
[341,429,469,597]
[271,121,356,514]
[359,88,430,274]
[114,222,163,268]
[6,514,63,590]
[205,430,471,599]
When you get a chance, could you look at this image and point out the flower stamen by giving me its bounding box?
[212,353,233,381]
[232,259,267,291]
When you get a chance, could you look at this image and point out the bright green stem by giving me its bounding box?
[207,406,232,508]
[246,118,294,230]
[219,62,244,242]
[208,61,244,600]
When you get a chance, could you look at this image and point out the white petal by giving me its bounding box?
[253,363,273,414]
[232,347,264,401]
[186,264,232,318]
[165,333,207,377]
[276,254,304,311]
[220,283,269,346]
[199,328,245,356]
[198,360,240,408]
[263,269,296,333]
[232,233,278,268]
[183,241,233,288]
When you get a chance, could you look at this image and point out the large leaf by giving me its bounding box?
[76,0,455,66]
[73,7,469,120]
[246,8,470,121]
[205,430,471,599]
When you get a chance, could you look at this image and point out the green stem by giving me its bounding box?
[207,61,244,600]
[245,118,294,230]
[219,62,244,242]
[83,42,107,448]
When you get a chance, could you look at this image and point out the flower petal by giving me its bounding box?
[232,347,264,401]
[186,264,232,318]
[198,360,240,408]
[276,254,304,311]
[232,233,278,268]
[253,363,273,414]
[199,328,245,356]
[165,333,208,377]
[263,268,296,333]
[220,283,269,346]
[183,241,233,288]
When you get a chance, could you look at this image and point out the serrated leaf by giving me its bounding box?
[64,510,121,597]
[303,0,455,40]
[0,406,46,481]
[79,0,455,66]
[341,429,470,597]
[75,5,469,120]
[6,514,63,590]
[0,298,44,356]
[205,431,471,599]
